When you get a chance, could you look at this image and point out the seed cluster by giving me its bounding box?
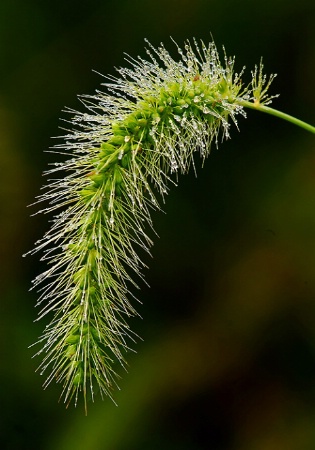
[27,39,276,411]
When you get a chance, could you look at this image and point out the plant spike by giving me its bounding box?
[26,38,315,413]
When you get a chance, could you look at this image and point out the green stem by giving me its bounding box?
[238,99,315,134]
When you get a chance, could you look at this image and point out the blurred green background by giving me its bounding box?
[1,0,315,448]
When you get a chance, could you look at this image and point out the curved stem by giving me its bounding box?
[238,100,315,134]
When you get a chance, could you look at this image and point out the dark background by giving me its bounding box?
[1,0,315,449]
